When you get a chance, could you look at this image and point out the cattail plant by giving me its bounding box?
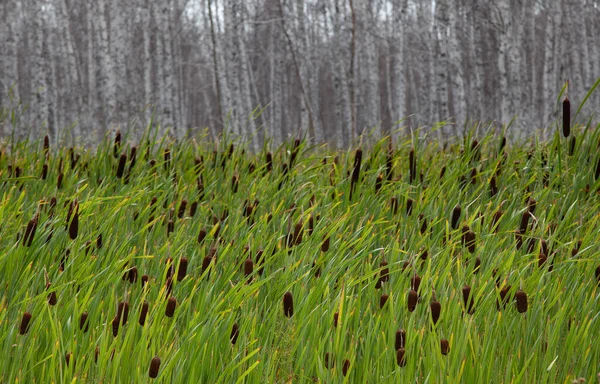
[410,274,421,292]
[390,197,398,215]
[342,359,350,376]
[139,300,149,326]
[333,312,339,327]
[113,130,121,158]
[375,173,383,194]
[515,289,528,313]
[440,339,450,355]
[498,285,512,310]
[324,353,334,369]
[244,258,253,283]
[451,205,461,230]
[46,282,57,305]
[19,312,32,335]
[406,198,414,216]
[69,202,79,240]
[117,301,129,325]
[321,236,331,252]
[490,176,498,197]
[177,200,187,219]
[149,356,161,379]
[519,210,531,234]
[407,289,418,312]
[177,258,188,281]
[430,295,441,325]
[283,291,294,318]
[350,148,362,200]
[230,322,239,345]
[80,312,89,332]
[41,163,48,180]
[65,352,73,367]
[409,148,416,183]
[165,297,177,317]
[112,316,119,337]
[464,230,476,253]
[395,329,406,350]
[116,153,127,178]
[23,215,38,247]
[379,260,389,283]
[141,274,149,289]
[563,96,571,138]
[380,293,389,309]
[462,285,475,314]
[396,347,406,367]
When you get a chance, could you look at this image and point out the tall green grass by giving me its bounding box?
[1,107,600,382]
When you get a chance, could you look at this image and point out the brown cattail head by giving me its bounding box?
[390,197,398,215]
[430,300,441,325]
[69,203,79,240]
[490,176,498,197]
[65,352,73,367]
[177,258,188,281]
[380,261,389,283]
[47,284,57,305]
[19,312,32,335]
[407,289,418,312]
[321,236,330,252]
[265,152,273,174]
[189,201,198,218]
[515,229,523,250]
[141,274,149,289]
[595,265,600,285]
[230,322,239,345]
[198,228,207,244]
[451,205,461,230]
[113,130,121,158]
[116,153,127,178]
[496,285,510,310]
[292,222,303,246]
[149,356,161,378]
[232,174,239,193]
[139,300,149,326]
[177,200,187,219]
[519,211,531,234]
[406,198,414,216]
[410,274,421,292]
[409,148,416,183]
[80,312,89,332]
[333,312,339,327]
[43,134,50,154]
[351,148,363,185]
[473,257,481,274]
[202,256,213,276]
[324,352,334,368]
[462,285,474,314]
[464,230,476,253]
[515,289,528,313]
[342,359,351,376]
[167,220,174,236]
[491,209,503,232]
[57,172,64,189]
[165,296,177,317]
[563,97,571,138]
[396,347,406,367]
[112,316,119,337]
[380,293,389,309]
[440,339,450,355]
[24,216,38,247]
[244,258,254,282]
[419,214,428,234]
[395,329,406,350]
[283,291,294,318]
[41,163,48,180]
[375,173,383,194]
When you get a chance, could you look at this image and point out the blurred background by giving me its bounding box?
[0,0,598,148]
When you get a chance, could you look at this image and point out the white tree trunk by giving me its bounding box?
[95,0,117,131]
[449,0,467,130]
[30,0,49,139]
[392,0,406,132]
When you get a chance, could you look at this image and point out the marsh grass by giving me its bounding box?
[1,90,600,382]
